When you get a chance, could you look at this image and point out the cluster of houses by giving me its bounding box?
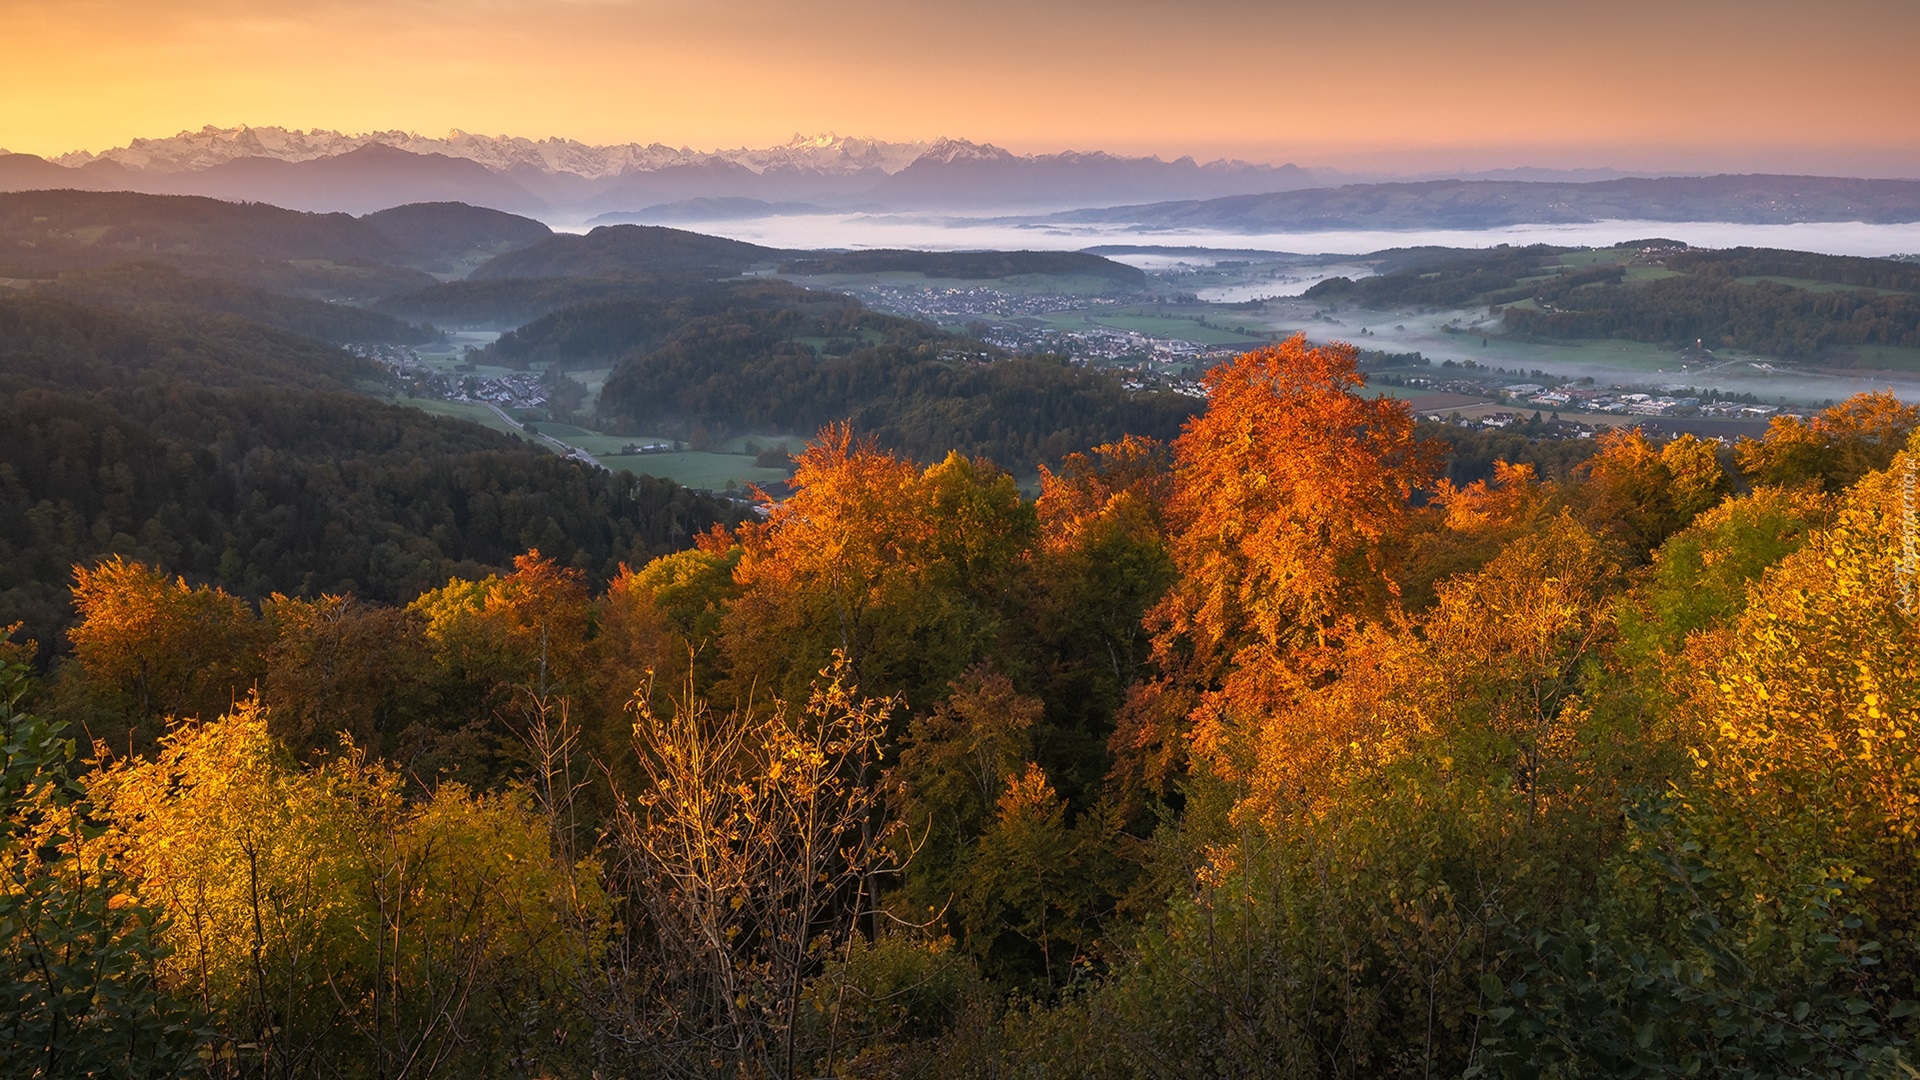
[1699,400,1783,419]
[859,284,1141,325]
[1497,383,1786,420]
[349,344,556,412]
[345,343,422,370]
[848,283,1246,379]
[446,370,549,410]
[1425,409,1602,438]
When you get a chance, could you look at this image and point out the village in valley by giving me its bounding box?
[345,250,1847,498]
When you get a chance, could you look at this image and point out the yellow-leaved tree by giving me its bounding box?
[1235,509,1622,828]
[606,654,895,1078]
[409,549,592,697]
[1735,391,1920,491]
[88,699,606,1076]
[1681,431,1920,946]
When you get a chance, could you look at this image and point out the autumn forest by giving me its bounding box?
[6,330,1920,1077]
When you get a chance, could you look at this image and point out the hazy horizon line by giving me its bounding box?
[8,123,1919,183]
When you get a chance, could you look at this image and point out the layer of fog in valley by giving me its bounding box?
[553,211,1920,261]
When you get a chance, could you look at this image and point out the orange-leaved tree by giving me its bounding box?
[1735,390,1920,492]
[722,424,922,703]
[1128,335,1440,793]
[410,549,592,697]
[67,557,265,732]
[1577,428,1729,556]
[722,424,1035,710]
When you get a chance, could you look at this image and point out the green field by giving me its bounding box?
[530,425,805,491]
[1105,310,1270,343]
[1368,384,1429,400]
[1824,345,1920,373]
[600,452,793,492]
[403,397,540,441]
[397,397,807,491]
[790,271,1136,298]
[525,421,600,439]
[1031,308,1265,345]
[1736,275,1912,296]
[1549,249,1633,268]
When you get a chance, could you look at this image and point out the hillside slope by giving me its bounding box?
[0,289,737,648]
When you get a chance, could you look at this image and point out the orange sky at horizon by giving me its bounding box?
[4,0,1917,174]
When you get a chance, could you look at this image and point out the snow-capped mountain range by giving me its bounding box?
[3,126,1325,219]
[53,127,936,180]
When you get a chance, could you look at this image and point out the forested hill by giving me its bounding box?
[599,313,1200,469]
[0,289,738,653]
[468,223,788,280]
[0,189,551,298]
[1306,242,1920,361]
[31,262,438,345]
[1057,173,1920,230]
[0,189,406,266]
[0,289,378,392]
[479,278,802,366]
[359,201,553,264]
[372,276,673,329]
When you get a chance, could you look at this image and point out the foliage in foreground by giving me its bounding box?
[6,336,1920,1076]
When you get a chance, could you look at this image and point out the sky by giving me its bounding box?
[3,0,1917,175]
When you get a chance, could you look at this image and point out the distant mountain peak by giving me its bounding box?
[23,126,1331,218]
[916,138,1020,166]
[54,126,942,181]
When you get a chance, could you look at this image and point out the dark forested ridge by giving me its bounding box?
[0,189,407,266]
[1308,243,1572,308]
[1502,269,1920,358]
[1308,242,1920,361]
[0,289,738,653]
[371,275,678,328]
[481,278,813,366]
[468,223,788,280]
[0,189,551,298]
[0,288,379,392]
[30,261,438,344]
[361,200,552,255]
[1672,247,1920,292]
